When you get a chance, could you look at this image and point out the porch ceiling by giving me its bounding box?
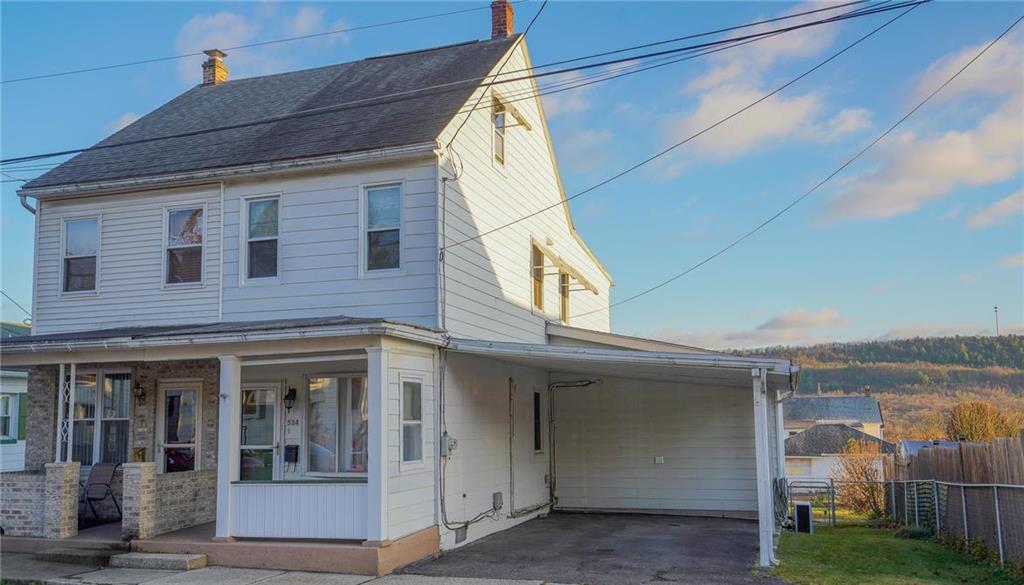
[447,339,795,390]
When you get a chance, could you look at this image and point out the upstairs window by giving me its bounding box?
[365,185,401,271]
[531,245,544,310]
[559,272,570,323]
[166,207,204,284]
[63,218,98,293]
[493,98,507,164]
[246,197,279,279]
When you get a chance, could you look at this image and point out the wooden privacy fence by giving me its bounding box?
[886,435,1024,565]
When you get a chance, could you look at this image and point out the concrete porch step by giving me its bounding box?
[109,552,208,571]
[31,547,122,567]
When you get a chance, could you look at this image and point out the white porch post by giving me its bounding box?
[55,363,76,463]
[775,389,786,480]
[752,368,776,567]
[215,355,241,539]
[366,347,390,542]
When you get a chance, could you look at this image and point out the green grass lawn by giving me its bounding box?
[773,526,1020,585]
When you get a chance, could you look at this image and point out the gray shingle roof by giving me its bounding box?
[24,36,520,190]
[784,395,883,424]
[785,424,895,456]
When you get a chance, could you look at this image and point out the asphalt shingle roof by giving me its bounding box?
[24,36,520,190]
[785,423,895,456]
[784,395,883,424]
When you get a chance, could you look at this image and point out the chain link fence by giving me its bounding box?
[786,478,1024,565]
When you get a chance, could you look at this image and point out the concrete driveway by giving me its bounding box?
[401,512,786,585]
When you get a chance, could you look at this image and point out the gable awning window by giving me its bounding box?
[559,272,570,323]
[531,245,545,310]
[246,197,279,279]
[365,185,401,271]
[63,217,98,293]
[166,207,204,284]
[493,97,507,164]
[307,376,368,474]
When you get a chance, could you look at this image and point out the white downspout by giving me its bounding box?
[752,368,778,567]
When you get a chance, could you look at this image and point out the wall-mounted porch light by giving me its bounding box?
[284,387,297,411]
[133,383,146,406]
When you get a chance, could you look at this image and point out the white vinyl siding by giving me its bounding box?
[33,186,221,334]
[221,163,438,327]
[554,377,757,514]
[385,346,436,540]
[437,43,611,342]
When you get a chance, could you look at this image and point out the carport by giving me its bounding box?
[445,339,795,568]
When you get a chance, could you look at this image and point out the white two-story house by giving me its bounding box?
[1,2,795,574]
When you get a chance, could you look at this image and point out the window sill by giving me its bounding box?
[232,477,368,485]
[240,276,280,287]
[59,289,99,299]
[162,282,205,291]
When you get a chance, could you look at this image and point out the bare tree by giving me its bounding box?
[833,438,886,518]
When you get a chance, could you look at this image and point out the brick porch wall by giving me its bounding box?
[0,470,45,535]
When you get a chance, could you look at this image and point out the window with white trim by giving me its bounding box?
[307,376,368,474]
[71,370,131,466]
[531,245,544,311]
[493,97,507,164]
[365,185,401,271]
[165,207,204,284]
[0,395,11,439]
[401,380,423,463]
[63,218,98,292]
[559,272,570,323]
[245,197,279,279]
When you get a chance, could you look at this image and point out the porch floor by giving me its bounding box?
[402,512,786,585]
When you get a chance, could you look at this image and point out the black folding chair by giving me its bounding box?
[79,462,122,520]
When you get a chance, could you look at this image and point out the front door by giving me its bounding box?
[240,384,280,481]
[157,381,202,472]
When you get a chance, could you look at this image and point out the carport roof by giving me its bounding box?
[447,338,796,389]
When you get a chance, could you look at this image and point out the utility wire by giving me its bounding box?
[1,2,517,84]
[1,0,923,166]
[0,290,32,318]
[441,0,927,251]
[574,13,1024,319]
[4,7,892,186]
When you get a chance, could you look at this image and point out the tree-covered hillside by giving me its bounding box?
[743,335,1024,370]
[738,335,1024,440]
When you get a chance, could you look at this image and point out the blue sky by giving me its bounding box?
[2,1,1021,348]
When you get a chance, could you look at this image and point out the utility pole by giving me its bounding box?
[994,305,1000,336]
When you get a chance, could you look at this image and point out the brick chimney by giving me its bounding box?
[491,0,514,39]
[202,49,229,85]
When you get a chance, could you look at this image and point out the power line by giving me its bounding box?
[1,2,516,85]
[0,290,32,318]
[1,0,923,167]
[440,0,926,252]
[574,13,1024,319]
[4,5,895,187]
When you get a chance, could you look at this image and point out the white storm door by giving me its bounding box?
[240,383,281,481]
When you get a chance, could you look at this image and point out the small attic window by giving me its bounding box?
[493,97,507,165]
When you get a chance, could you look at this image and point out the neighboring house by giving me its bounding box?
[898,439,960,458]
[0,371,28,471]
[1,2,795,573]
[783,392,884,439]
[785,423,895,482]
[1,322,31,339]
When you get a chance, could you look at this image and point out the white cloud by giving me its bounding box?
[913,32,1024,103]
[649,307,848,349]
[827,97,1023,220]
[541,71,593,118]
[108,112,140,133]
[966,189,1024,229]
[288,6,325,36]
[998,253,1024,269]
[820,107,872,140]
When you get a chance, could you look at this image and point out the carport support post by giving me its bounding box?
[752,368,775,567]
[215,355,242,540]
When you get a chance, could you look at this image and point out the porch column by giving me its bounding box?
[775,390,786,480]
[215,355,241,540]
[54,363,76,463]
[751,368,775,567]
[366,347,389,543]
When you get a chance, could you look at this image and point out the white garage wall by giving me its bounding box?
[553,376,757,516]
[438,352,551,549]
